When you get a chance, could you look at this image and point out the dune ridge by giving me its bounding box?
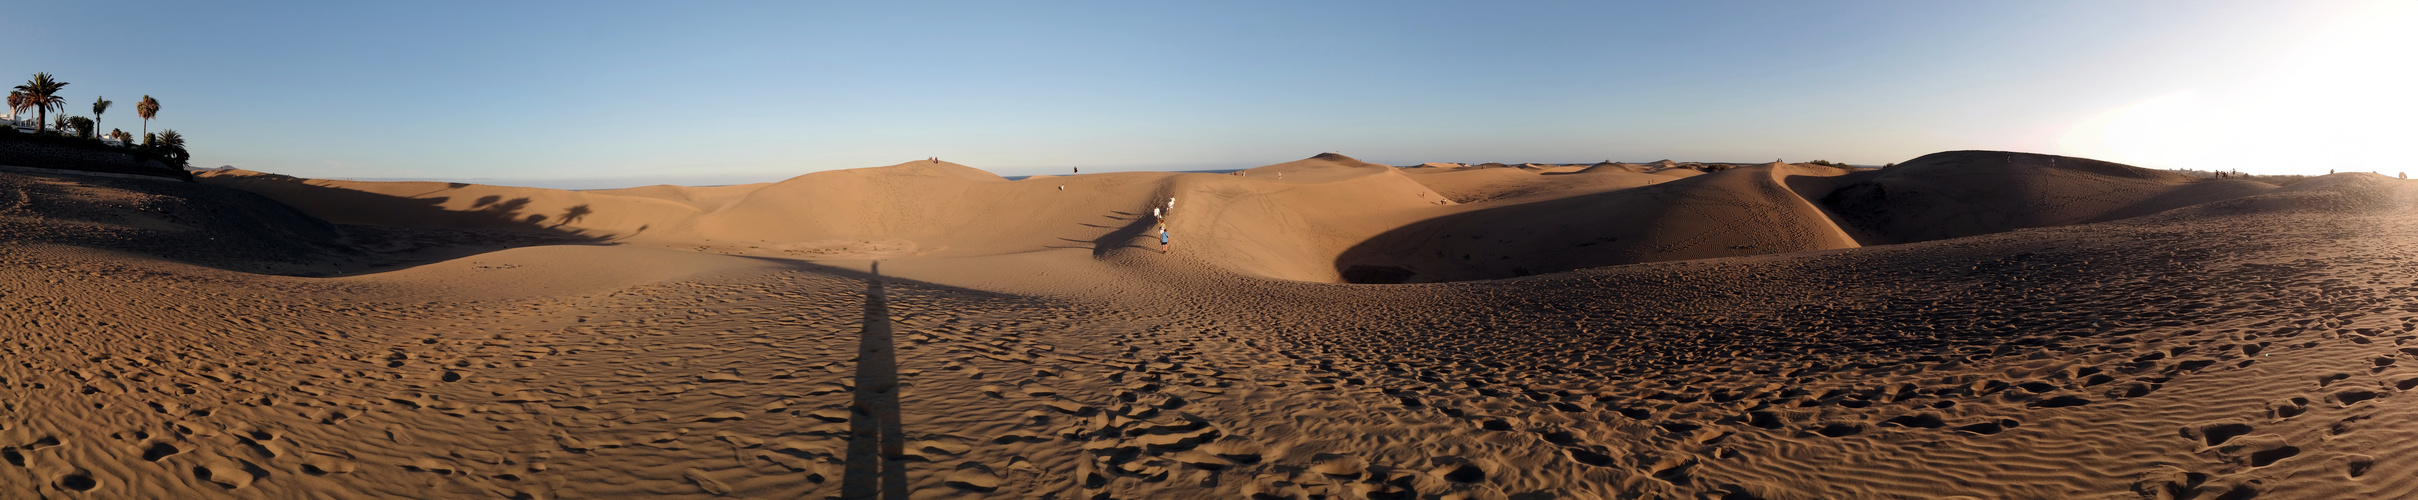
[196,151,2367,285]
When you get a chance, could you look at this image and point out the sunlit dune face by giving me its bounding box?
[2059,1,2417,175]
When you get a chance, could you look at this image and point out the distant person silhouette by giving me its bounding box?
[1157,222,1170,253]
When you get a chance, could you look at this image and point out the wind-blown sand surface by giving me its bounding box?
[4,151,2417,498]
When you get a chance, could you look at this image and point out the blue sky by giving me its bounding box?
[7,1,2409,188]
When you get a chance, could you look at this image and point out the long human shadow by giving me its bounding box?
[840,261,909,499]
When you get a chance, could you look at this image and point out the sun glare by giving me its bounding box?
[2058,1,2417,175]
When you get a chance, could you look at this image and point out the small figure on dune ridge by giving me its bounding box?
[1157,221,1170,254]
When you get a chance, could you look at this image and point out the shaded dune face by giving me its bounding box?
[1338,162,1859,284]
[189,151,2385,285]
[1815,151,2275,245]
[0,171,358,274]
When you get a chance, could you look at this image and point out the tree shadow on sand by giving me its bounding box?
[1048,210,1157,257]
[196,173,626,276]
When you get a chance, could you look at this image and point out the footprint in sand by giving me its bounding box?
[1565,446,1619,467]
[191,457,266,490]
[1810,422,1864,438]
[2216,435,2301,468]
[944,462,1004,492]
[2269,397,2310,419]
[1427,456,1495,484]
[2336,454,2376,478]
[2329,388,2380,407]
[2182,419,2256,447]
[1953,419,2021,435]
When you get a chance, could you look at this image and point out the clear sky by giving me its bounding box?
[7,1,2410,188]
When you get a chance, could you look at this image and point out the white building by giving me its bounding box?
[2,109,40,133]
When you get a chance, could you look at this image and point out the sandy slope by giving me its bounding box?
[1399,162,1698,204]
[8,152,2418,499]
[1814,151,2280,245]
[1341,162,1861,283]
[211,151,2257,285]
[203,155,1459,282]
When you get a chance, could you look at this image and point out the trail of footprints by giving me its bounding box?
[1102,214,2418,497]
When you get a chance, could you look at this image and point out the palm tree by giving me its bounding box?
[154,129,188,166]
[13,73,67,134]
[91,96,110,136]
[135,95,159,137]
[5,91,25,127]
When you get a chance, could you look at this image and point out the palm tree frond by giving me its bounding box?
[14,73,68,133]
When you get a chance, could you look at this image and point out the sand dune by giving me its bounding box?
[1342,162,1861,283]
[198,151,2333,285]
[0,169,349,274]
[1399,161,1695,204]
[205,155,1457,282]
[12,151,2417,498]
[1813,150,2279,244]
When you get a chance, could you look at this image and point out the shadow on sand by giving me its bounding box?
[710,256,1051,497]
[216,173,617,236]
[839,261,910,499]
[1049,209,1157,257]
[199,173,630,276]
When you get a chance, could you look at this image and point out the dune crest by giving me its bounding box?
[194,151,2373,285]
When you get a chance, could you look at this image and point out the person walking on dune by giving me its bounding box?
[1157,222,1170,253]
